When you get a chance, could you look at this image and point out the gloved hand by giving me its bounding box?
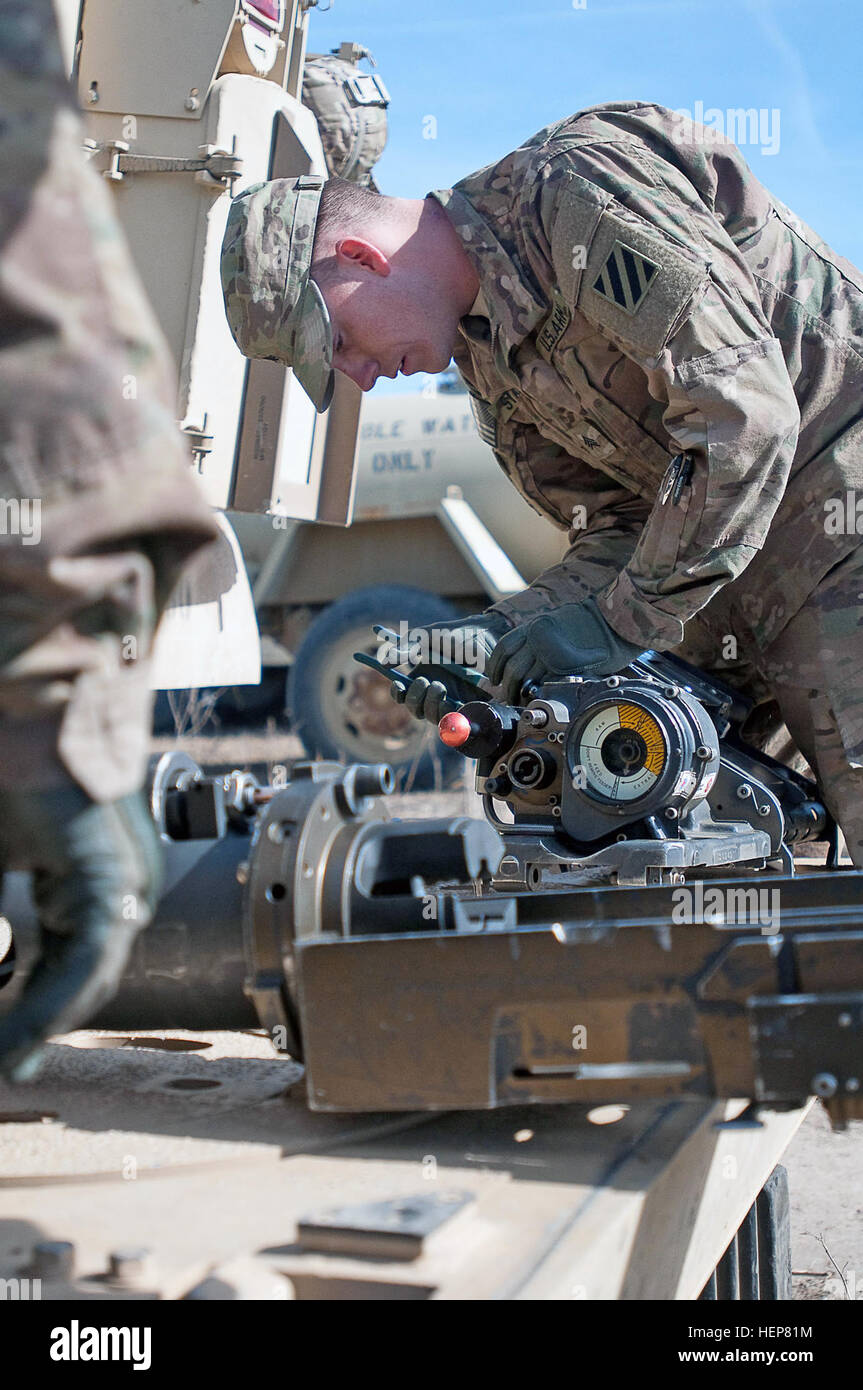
[387,612,511,726]
[486,595,644,704]
[0,785,162,1082]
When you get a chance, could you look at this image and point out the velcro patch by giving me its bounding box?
[580,209,710,358]
[592,241,659,315]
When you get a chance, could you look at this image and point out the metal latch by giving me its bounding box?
[83,139,243,191]
[181,417,214,471]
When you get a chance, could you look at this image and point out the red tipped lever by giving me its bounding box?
[438,711,473,748]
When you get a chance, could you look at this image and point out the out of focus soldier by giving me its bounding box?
[0,0,217,1078]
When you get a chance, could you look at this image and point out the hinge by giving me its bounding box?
[83,139,243,191]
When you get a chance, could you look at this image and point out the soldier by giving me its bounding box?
[0,0,217,1079]
[220,101,863,865]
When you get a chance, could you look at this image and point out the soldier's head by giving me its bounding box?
[220,175,478,410]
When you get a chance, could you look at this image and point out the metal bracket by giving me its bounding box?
[751,991,863,1129]
[84,139,243,190]
[182,417,214,471]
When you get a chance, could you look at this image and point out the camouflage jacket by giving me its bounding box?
[430,101,863,651]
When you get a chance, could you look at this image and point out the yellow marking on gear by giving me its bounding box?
[616,703,666,776]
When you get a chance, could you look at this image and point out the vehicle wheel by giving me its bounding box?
[287,584,466,791]
[698,1164,792,1300]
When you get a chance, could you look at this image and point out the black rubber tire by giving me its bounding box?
[287,584,466,791]
[699,1164,792,1300]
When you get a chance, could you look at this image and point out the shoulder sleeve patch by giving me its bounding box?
[578,208,710,357]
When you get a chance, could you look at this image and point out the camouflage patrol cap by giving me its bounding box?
[220,175,335,412]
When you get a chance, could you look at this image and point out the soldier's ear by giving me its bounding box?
[334,237,390,276]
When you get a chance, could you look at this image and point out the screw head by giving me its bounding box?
[812,1072,839,1098]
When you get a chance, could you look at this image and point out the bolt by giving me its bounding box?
[663,684,679,698]
[108,1249,153,1284]
[757,804,771,817]
[549,795,559,805]
[520,708,548,728]
[498,763,508,774]
[664,807,679,820]
[552,807,562,818]
[605,675,621,688]
[812,1072,838,1099]
[31,1241,75,1280]
[695,745,712,760]
[736,784,752,800]
[185,94,200,111]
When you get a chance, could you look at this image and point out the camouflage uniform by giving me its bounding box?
[428,102,863,863]
[0,1,217,1074]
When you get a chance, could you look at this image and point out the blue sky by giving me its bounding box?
[308,0,860,394]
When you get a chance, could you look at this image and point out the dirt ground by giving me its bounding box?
[152,725,863,1300]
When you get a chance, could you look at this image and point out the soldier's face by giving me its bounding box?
[320,236,461,392]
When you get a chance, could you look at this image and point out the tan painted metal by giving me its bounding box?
[0,1030,808,1300]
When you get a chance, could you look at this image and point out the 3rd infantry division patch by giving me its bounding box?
[593,240,659,314]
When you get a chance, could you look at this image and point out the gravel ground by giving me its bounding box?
[153,726,863,1300]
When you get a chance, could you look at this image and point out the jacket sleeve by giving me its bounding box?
[477,418,652,625]
[535,142,801,649]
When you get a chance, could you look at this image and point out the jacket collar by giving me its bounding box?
[428,186,549,380]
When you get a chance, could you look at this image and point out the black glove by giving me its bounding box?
[0,785,161,1082]
[388,612,510,726]
[485,596,644,704]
